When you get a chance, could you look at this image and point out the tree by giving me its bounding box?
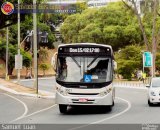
[39,63,50,76]
[0,0,60,76]
[122,0,150,50]
[61,2,143,51]
[115,45,142,79]
[79,23,103,43]
[0,41,32,75]
[155,52,160,75]
[38,48,48,63]
[76,1,87,13]
[122,0,160,76]
[37,22,55,49]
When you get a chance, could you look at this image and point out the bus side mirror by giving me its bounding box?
[51,52,57,72]
[113,60,117,70]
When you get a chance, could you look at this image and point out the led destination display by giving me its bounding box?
[69,48,100,53]
[58,46,111,55]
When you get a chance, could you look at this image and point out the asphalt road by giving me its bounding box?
[1,86,160,123]
[1,79,160,130]
[16,77,56,93]
[0,90,55,124]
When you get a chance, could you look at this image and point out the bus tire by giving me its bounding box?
[107,106,112,111]
[148,100,153,106]
[101,105,112,113]
[112,100,115,107]
[59,104,67,113]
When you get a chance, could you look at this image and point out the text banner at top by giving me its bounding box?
[13,4,78,14]
[1,3,84,14]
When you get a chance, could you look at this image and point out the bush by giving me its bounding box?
[39,63,50,76]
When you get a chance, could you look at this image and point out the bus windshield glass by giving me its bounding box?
[57,56,112,83]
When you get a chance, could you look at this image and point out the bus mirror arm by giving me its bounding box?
[113,60,117,70]
[71,57,81,68]
[53,66,56,72]
[87,56,98,68]
[52,52,57,72]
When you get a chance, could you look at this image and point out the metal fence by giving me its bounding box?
[113,81,146,88]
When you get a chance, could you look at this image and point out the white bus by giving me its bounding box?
[54,43,115,113]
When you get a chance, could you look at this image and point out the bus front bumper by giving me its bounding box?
[55,92,113,106]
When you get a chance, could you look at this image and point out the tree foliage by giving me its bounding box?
[122,0,160,77]
[156,53,160,70]
[115,45,142,79]
[61,2,143,51]
[38,48,48,63]
[0,41,32,75]
[39,63,50,76]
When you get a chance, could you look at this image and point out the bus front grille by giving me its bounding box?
[68,93,99,96]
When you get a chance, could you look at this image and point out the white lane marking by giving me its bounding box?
[0,85,18,94]
[91,97,131,124]
[24,104,57,118]
[4,93,28,123]
[69,97,131,130]
[11,104,57,122]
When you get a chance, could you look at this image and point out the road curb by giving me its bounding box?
[12,77,55,83]
[0,85,55,99]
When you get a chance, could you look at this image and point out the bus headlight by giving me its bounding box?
[99,88,112,97]
[57,87,68,96]
[99,91,108,96]
[151,91,156,96]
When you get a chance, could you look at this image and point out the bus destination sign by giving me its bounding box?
[69,48,100,53]
[58,46,111,56]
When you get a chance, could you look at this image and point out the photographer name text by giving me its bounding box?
[1,124,36,130]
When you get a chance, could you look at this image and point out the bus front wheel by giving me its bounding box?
[101,105,112,113]
[59,104,67,113]
[112,100,115,106]
[148,100,153,106]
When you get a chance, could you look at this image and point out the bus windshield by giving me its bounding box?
[57,56,112,83]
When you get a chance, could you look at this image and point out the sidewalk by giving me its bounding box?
[113,80,147,89]
[0,78,147,98]
[0,78,55,99]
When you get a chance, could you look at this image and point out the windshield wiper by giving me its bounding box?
[87,56,98,68]
[71,57,81,68]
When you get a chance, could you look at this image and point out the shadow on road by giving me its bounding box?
[61,106,112,115]
[148,104,160,107]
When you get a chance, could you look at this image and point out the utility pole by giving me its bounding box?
[151,0,158,77]
[17,0,21,83]
[6,26,8,80]
[33,0,38,95]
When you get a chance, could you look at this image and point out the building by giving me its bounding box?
[47,0,86,4]
[47,0,120,8]
[87,0,121,8]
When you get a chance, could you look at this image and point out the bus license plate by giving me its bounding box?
[79,98,88,102]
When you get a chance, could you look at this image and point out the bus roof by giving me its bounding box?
[58,43,112,49]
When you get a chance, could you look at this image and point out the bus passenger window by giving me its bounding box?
[62,62,67,78]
